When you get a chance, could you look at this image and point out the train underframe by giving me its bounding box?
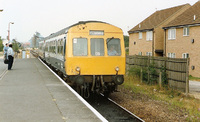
[41,58,124,98]
[65,75,124,98]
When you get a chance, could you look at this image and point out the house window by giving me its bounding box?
[139,32,142,39]
[146,52,152,56]
[183,27,189,36]
[168,53,176,58]
[146,31,153,41]
[138,52,142,55]
[168,28,176,40]
[182,53,189,58]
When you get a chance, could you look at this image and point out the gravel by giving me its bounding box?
[109,86,189,121]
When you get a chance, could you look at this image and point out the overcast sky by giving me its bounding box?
[0,0,198,43]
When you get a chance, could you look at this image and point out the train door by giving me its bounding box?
[42,40,45,58]
[63,36,67,61]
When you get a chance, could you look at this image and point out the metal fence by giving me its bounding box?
[126,55,189,94]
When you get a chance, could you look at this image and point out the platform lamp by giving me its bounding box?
[8,22,14,43]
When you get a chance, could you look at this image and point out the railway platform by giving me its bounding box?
[0,57,104,122]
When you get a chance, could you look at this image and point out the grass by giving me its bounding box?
[189,75,200,82]
[123,75,200,121]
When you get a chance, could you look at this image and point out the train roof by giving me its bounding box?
[43,21,110,40]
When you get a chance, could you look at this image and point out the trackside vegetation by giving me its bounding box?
[124,68,200,121]
[0,36,3,52]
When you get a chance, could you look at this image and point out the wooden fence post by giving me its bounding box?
[126,55,129,71]
[126,55,189,93]
[159,72,162,88]
[186,58,189,96]
[147,56,150,83]
[140,68,143,83]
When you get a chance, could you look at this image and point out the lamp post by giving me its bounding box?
[8,22,14,42]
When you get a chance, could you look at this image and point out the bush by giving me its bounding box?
[142,68,148,82]
[127,63,168,86]
[0,38,3,52]
[128,66,148,82]
[128,67,141,77]
[160,65,168,87]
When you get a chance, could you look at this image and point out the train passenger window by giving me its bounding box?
[45,42,48,51]
[107,38,121,56]
[57,40,60,54]
[61,46,63,55]
[61,39,64,55]
[45,45,48,51]
[73,38,88,56]
[53,46,56,53]
[91,38,104,56]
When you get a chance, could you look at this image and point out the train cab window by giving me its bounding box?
[73,38,88,56]
[107,38,121,56]
[91,38,104,56]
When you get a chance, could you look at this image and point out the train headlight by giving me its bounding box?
[76,67,81,72]
[115,67,119,72]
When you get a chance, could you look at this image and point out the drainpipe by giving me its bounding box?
[164,29,166,57]
[152,30,154,56]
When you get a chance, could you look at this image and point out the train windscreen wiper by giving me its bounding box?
[106,37,114,44]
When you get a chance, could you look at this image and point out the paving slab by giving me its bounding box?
[189,80,200,99]
[0,58,7,74]
[0,58,102,122]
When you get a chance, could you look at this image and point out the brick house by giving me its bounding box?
[163,1,200,77]
[128,4,191,57]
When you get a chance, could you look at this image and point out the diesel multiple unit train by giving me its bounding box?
[38,21,125,98]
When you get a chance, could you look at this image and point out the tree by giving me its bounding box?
[30,32,44,48]
[124,35,129,47]
[0,36,4,52]
[12,39,19,52]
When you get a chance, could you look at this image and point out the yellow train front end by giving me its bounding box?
[65,22,125,97]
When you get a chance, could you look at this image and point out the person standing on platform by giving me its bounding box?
[3,43,8,59]
[7,44,15,70]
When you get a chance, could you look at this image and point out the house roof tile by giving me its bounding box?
[165,1,200,28]
[128,4,190,33]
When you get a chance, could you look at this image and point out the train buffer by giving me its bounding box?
[0,57,104,122]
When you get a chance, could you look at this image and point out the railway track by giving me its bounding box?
[31,51,144,122]
[87,93,144,122]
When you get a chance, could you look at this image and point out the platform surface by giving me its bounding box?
[0,58,102,122]
[0,57,7,75]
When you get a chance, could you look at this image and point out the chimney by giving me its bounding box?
[194,15,196,21]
